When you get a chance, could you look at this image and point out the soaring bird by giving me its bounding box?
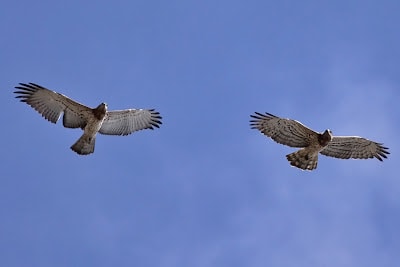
[250,112,389,170]
[15,83,162,155]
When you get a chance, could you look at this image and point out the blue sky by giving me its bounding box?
[1,0,399,266]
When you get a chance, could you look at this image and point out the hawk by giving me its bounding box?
[250,112,389,170]
[14,83,162,155]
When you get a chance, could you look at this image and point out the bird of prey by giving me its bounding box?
[14,83,162,155]
[250,112,389,170]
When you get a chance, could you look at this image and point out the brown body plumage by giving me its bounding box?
[15,83,162,155]
[250,112,389,170]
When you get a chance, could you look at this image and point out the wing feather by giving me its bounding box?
[320,136,390,161]
[14,83,90,128]
[99,109,162,136]
[250,112,318,147]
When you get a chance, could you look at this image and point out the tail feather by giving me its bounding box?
[286,149,318,170]
[70,134,96,155]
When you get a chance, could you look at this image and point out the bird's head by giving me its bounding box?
[93,103,108,120]
[318,129,332,146]
[96,102,108,112]
[323,129,333,140]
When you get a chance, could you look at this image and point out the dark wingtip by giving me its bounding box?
[265,112,277,117]
[250,112,277,119]
[150,121,161,128]
[14,82,40,97]
[375,143,390,161]
[149,109,162,128]
[250,112,277,128]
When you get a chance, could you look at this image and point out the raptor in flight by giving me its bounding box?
[15,83,162,155]
[250,112,389,170]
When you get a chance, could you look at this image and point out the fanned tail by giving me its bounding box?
[70,134,96,155]
[286,149,318,170]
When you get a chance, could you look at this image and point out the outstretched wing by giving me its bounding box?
[250,112,318,147]
[99,109,162,136]
[320,136,390,161]
[14,83,90,129]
